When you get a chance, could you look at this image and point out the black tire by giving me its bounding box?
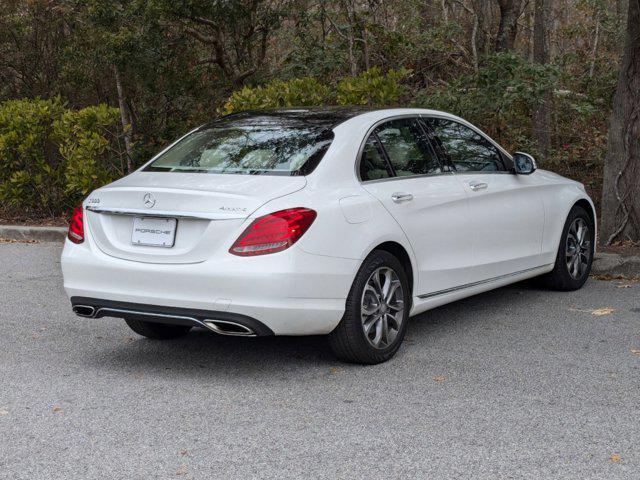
[328,250,410,364]
[124,319,192,340]
[540,205,594,291]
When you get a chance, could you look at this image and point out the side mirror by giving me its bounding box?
[513,152,537,175]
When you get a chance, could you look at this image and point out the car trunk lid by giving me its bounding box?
[85,172,306,264]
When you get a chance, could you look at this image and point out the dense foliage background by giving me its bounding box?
[0,0,630,222]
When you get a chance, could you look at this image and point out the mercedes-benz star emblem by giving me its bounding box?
[143,193,156,208]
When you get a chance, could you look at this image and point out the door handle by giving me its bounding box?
[391,192,413,203]
[468,181,488,191]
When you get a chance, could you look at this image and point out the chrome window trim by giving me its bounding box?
[355,114,450,184]
[359,170,454,185]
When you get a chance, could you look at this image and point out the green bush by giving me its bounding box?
[0,98,67,216]
[336,67,409,106]
[221,68,409,114]
[0,98,125,218]
[220,77,332,114]
[54,104,124,200]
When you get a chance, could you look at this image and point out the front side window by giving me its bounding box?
[145,123,333,176]
[426,118,505,172]
[374,119,442,177]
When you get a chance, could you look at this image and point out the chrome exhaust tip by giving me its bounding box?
[203,319,256,337]
[73,305,96,318]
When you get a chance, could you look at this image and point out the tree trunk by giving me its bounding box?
[532,0,551,160]
[423,0,438,24]
[617,0,628,25]
[362,23,371,71]
[339,0,359,76]
[346,27,357,76]
[588,13,600,78]
[495,0,523,52]
[441,0,449,22]
[114,65,134,173]
[524,0,534,61]
[470,8,479,71]
[600,0,640,244]
[471,0,491,57]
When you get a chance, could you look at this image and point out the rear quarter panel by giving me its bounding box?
[246,182,419,292]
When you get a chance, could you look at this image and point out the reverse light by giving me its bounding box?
[68,205,85,244]
[230,208,317,256]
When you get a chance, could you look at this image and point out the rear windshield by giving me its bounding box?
[145,123,333,176]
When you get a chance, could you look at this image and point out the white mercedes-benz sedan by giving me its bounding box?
[61,108,596,364]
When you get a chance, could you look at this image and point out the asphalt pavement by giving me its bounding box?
[1,241,639,479]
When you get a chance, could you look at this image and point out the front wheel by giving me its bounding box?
[328,250,410,364]
[541,205,594,291]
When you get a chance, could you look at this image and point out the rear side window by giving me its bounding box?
[360,136,392,181]
[145,124,333,176]
[374,119,442,177]
[426,118,505,172]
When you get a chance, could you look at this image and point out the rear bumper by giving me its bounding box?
[70,297,275,336]
[61,239,359,335]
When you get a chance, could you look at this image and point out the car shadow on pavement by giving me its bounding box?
[81,280,545,377]
[406,279,545,340]
[84,328,340,378]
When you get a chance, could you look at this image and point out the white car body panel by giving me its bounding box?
[362,174,473,294]
[61,108,596,336]
[454,171,546,281]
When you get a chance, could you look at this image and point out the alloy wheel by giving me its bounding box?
[565,218,591,280]
[360,267,405,349]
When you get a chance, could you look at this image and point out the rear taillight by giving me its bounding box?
[229,208,317,256]
[68,205,84,244]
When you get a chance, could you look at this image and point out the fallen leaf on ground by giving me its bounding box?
[593,273,640,283]
[52,406,62,413]
[329,367,342,375]
[0,409,8,416]
[570,306,617,316]
[180,450,188,456]
[631,349,640,356]
[434,376,446,382]
[0,237,39,244]
[176,466,187,476]
[610,454,621,462]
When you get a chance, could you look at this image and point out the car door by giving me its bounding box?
[359,116,474,295]
[424,116,545,282]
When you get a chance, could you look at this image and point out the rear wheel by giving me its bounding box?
[541,205,594,291]
[125,319,192,340]
[328,250,410,364]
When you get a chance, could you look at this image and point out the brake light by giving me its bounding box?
[68,205,84,244]
[230,208,317,256]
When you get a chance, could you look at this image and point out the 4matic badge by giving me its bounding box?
[219,206,247,212]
